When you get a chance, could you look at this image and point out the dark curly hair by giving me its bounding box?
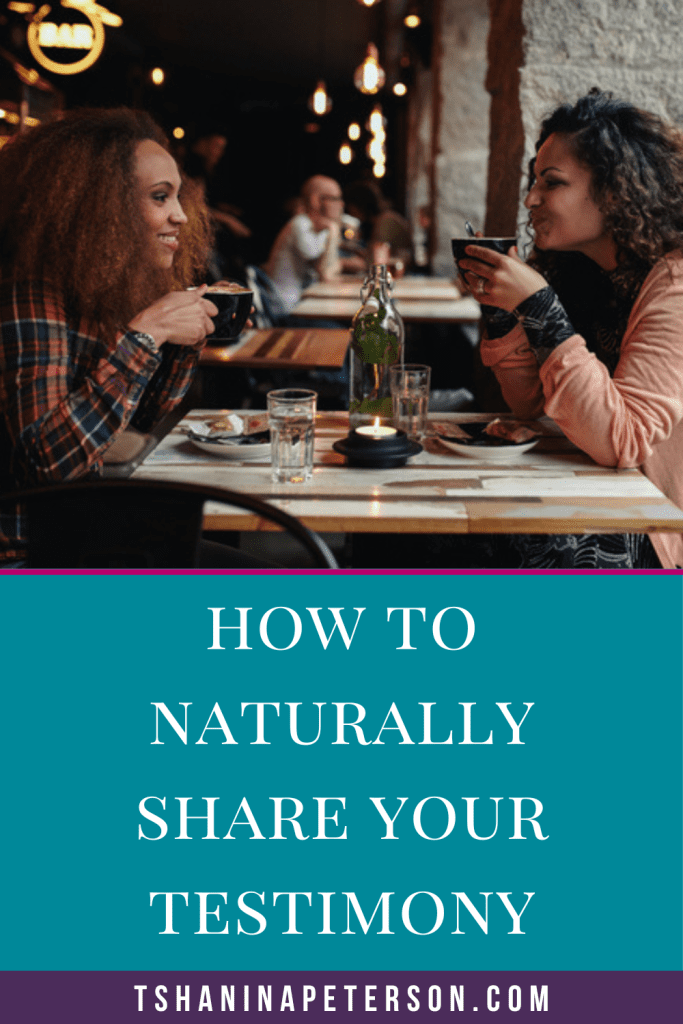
[528,88,683,269]
[0,108,212,341]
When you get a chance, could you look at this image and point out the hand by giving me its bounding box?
[310,213,342,232]
[458,245,547,311]
[128,285,218,349]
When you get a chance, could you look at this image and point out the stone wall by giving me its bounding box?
[432,0,491,274]
[521,0,683,139]
[404,61,434,266]
[487,0,683,240]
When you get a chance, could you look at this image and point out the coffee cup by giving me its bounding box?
[205,281,253,343]
[451,236,517,274]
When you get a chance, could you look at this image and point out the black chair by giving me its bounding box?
[1,479,338,569]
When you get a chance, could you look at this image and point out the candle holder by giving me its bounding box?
[333,426,422,468]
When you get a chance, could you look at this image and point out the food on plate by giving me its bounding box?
[208,413,267,437]
[483,419,540,444]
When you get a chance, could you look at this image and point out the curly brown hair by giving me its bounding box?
[0,108,212,341]
[527,88,683,270]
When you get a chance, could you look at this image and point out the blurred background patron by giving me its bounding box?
[264,174,363,312]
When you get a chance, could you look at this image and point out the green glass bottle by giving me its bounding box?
[349,264,405,428]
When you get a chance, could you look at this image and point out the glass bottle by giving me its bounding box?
[349,264,405,428]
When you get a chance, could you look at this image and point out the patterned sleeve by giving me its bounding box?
[481,286,575,363]
[0,280,195,485]
[509,287,576,363]
[131,342,199,434]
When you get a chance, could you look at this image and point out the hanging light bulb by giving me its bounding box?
[393,82,407,97]
[356,0,381,6]
[368,136,385,163]
[365,102,387,178]
[367,104,384,134]
[150,67,165,86]
[309,80,332,115]
[339,143,353,165]
[348,122,361,141]
[354,43,386,95]
[403,6,419,28]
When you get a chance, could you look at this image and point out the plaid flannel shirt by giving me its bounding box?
[0,278,199,563]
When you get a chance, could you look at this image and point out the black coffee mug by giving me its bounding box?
[205,284,253,343]
[451,236,517,272]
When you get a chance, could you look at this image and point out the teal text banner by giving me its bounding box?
[2,574,681,972]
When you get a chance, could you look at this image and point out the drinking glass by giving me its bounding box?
[267,389,317,483]
[390,364,431,440]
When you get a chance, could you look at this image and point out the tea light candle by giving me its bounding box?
[333,415,420,468]
[356,423,397,438]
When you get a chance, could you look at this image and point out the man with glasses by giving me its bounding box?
[265,175,358,312]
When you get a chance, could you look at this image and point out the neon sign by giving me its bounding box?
[11,1,123,76]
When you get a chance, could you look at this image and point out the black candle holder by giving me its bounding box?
[333,427,422,468]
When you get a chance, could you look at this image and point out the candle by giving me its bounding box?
[356,424,397,438]
[334,418,419,468]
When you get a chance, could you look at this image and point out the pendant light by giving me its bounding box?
[309,80,332,115]
[354,43,385,95]
[309,1,332,115]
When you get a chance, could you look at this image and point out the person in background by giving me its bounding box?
[0,108,269,568]
[457,88,683,569]
[343,180,414,272]
[264,175,363,313]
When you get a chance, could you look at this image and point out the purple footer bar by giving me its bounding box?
[2,972,682,1023]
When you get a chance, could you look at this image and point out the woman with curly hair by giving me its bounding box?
[457,89,683,569]
[0,108,218,565]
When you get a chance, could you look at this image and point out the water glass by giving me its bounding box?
[390,364,431,439]
[267,389,317,484]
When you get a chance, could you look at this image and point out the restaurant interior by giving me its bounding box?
[1,0,682,571]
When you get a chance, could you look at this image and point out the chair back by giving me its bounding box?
[245,266,288,328]
[2,479,338,569]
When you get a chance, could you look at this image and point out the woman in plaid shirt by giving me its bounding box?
[0,109,218,564]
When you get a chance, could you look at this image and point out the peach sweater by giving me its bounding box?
[480,256,683,569]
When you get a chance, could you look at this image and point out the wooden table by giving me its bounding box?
[200,326,349,370]
[132,411,683,537]
[302,275,462,302]
[292,294,481,325]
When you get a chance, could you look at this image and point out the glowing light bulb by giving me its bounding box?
[348,122,361,141]
[309,80,332,116]
[393,82,407,97]
[373,162,386,179]
[368,105,384,133]
[172,127,185,140]
[404,14,421,28]
[339,144,353,165]
[368,136,384,162]
[151,67,164,86]
[354,43,386,96]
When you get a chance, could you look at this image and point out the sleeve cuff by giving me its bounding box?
[512,286,575,364]
[480,304,519,340]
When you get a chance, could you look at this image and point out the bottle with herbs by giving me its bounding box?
[349,264,405,428]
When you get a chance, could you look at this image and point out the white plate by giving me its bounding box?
[188,435,271,460]
[437,434,539,460]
